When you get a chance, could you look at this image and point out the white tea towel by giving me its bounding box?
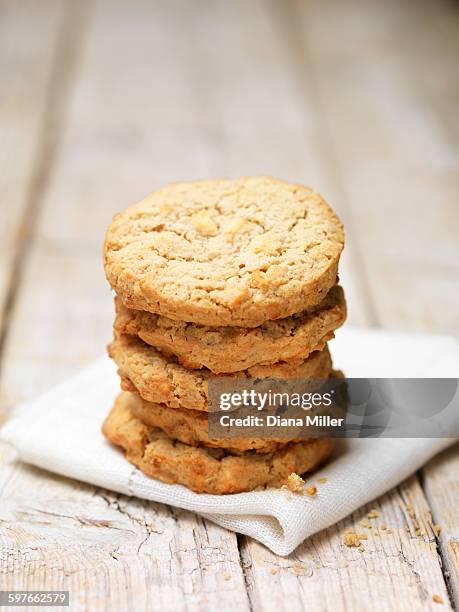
[1,328,458,556]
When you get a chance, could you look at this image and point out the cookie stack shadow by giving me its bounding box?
[102,177,346,494]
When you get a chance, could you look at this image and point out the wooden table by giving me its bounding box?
[1,0,458,609]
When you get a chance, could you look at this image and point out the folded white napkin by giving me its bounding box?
[1,328,458,556]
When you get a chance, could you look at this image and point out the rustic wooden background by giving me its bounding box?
[0,0,458,610]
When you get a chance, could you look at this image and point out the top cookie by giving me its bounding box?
[104,177,344,327]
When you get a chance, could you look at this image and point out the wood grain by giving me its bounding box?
[0,444,249,612]
[0,0,64,332]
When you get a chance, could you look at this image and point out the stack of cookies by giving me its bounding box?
[102,177,346,494]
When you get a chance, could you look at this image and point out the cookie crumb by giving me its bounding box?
[358,544,365,552]
[367,509,379,519]
[223,572,232,581]
[380,523,387,531]
[360,520,371,529]
[317,477,328,484]
[433,524,442,537]
[343,531,362,548]
[292,562,309,575]
[306,485,317,497]
[271,567,278,575]
[286,472,305,493]
[432,594,443,604]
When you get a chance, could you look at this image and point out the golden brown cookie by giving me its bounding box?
[102,393,335,494]
[109,333,333,411]
[114,285,346,374]
[125,390,297,453]
[104,177,344,327]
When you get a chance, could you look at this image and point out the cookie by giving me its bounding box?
[114,285,346,373]
[104,177,344,327]
[109,333,333,411]
[125,391,298,453]
[102,393,335,494]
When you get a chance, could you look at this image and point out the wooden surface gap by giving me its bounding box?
[417,467,452,603]
[419,467,456,609]
[421,452,459,609]
[236,533,256,612]
[429,511,457,609]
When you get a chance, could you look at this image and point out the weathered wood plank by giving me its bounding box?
[423,445,459,607]
[0,444,250,612]
[0,0,64,330]
[0,251,112,409]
